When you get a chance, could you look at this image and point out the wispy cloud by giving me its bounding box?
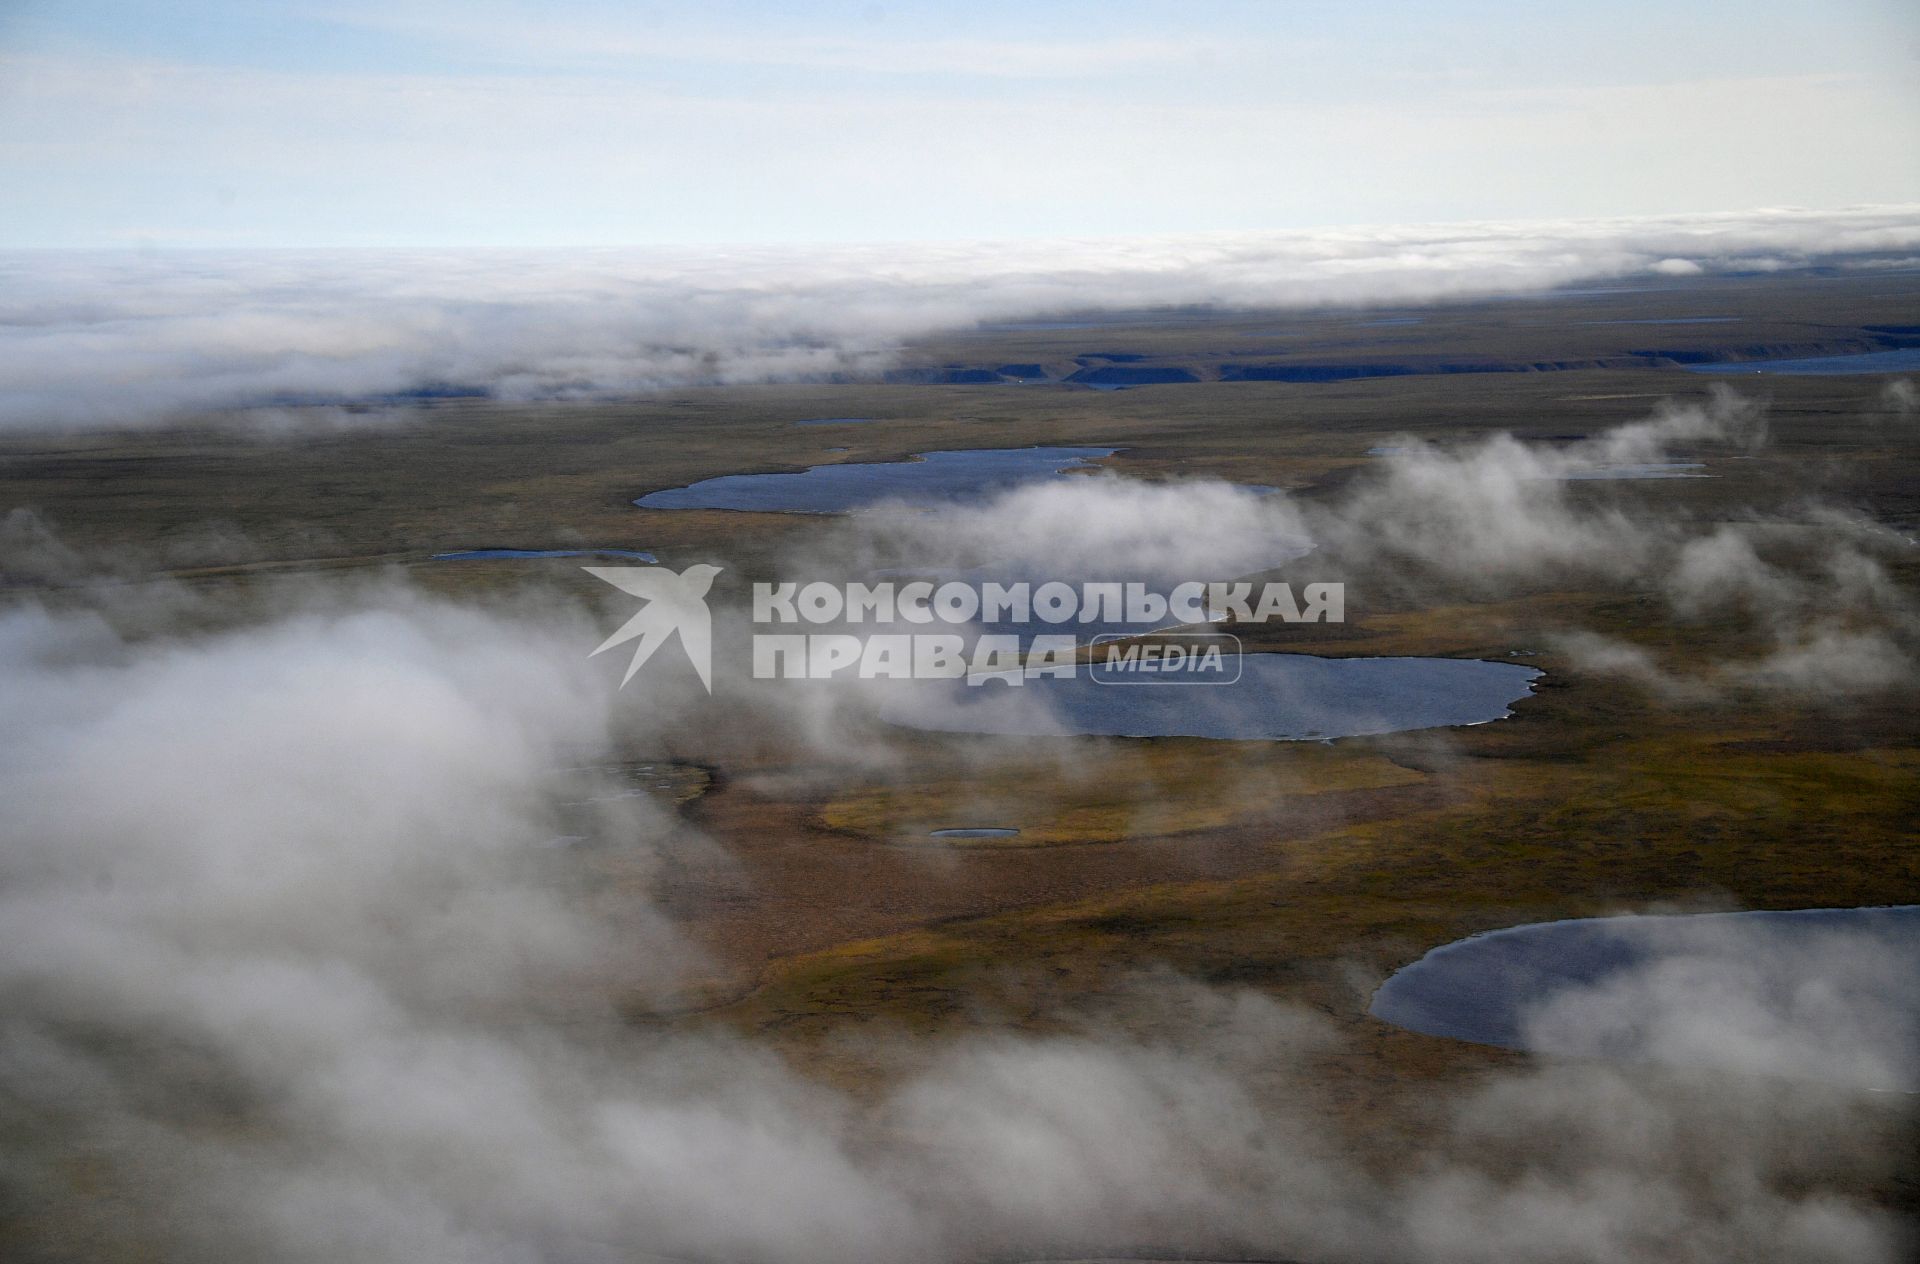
[3,204,1917,431]
[318,4,1229,80]
[0,568,1909,1262]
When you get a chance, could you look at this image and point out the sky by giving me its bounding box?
[1,0,1917,247]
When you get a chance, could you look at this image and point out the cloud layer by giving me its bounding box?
[1522,912,1920,1093]
[747,387,1916,706]
[3,204,1919,430]
[0,539,1912,1261]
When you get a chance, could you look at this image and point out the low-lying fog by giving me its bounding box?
[4,204,1919,432]
[3,387,1917,1261]
[1373,907,1920,1091]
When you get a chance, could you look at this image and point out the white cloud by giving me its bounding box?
[319,5,1228,81]
[1521,912,1920,1092]
[0,545,1909,1260]
[3,205,1918,431]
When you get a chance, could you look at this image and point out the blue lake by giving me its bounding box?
[1371,906,1920,1089]
[433,548,658,562]
[884,653,1540,741]
[635,447,1116,514]
[1496,285,1664,300]
[1580,317,1737,326]
[1687,348,1920,376]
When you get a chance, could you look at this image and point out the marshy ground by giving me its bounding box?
[5,266,1918,1252]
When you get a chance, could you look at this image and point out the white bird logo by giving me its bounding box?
[584,564,723,691]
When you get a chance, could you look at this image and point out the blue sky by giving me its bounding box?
[1,0,1916,246]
